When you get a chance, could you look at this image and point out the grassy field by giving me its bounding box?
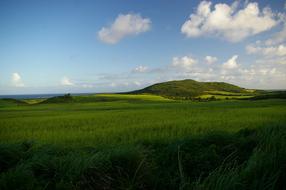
[197,94,253,100]
[197,90,255,100]
[0,94,286,189]
[1,95,285,147]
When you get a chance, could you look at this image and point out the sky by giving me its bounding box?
[0,0,286,95]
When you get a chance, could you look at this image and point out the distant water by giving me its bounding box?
[0,93,94,100]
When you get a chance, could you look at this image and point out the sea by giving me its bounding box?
[0,93,94,100]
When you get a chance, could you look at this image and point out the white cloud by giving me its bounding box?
[254,54,286,65]
[222,55,239,69]
[11,72,24,87]
[246,44,286,57]
[81,84,93,88]
[181,1,277,42]
[68,53,285,91]
[205,55,217,64]
[246,24,286,64]
[133,81,141,86]
[237,63,285,88]
[265,25,286,45]
[133,65,148,73]
[172,56,197,70]
[98,13,151,44]
[61,76,74,86]
[110,82,117,87]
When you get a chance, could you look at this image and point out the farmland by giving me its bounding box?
[0,95,285,147]
[0,94,286,189]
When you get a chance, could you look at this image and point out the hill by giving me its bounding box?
[40,94,74,104]
[8,80,281,105]
[128,79,254,99]
[248,91,286,100]
[40,93,171,104]
[0,98,27,107]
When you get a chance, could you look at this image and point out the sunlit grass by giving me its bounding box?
[0,97,285,147]
[198,94,253,99]
[0,96,286,189]
[95,93,172,101]
[23,99,45,104]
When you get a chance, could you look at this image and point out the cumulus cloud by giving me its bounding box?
[172,56,197,70]
[246,23,286,65]
[61,76,74,86]
[71,53,285,91]
[11,72,24,87]
[238,62,285,87]
[246,43,286,57]
[181,1,277,42]
[169,54,285,89]
[133,81,141,86]
[222,55,239,69]
[81,84,94,88]
[205,55,217,64]
[98,13,151,44]
[265,25,286,45]
[133,65,148,73]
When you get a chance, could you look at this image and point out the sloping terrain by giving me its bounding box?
[39,94,171,104]
[0,97,286,190]
[0,98,27,107]
[40,94,74,104]
[128,79,255,99]
[248,91,286,100]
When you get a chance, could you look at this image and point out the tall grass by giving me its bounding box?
[0,125,285,189]
[0,99,285,147]
[0,96,285,189]
[191,125,286,190]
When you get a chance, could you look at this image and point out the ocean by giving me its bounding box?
[0,93,94,99]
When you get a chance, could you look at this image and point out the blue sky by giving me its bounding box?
[0,0,286,94]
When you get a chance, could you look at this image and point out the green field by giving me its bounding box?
[0,94,286,189]
[0,95,285,147]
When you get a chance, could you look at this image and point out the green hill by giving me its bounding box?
[248,91,286,100]
[40,94,74,104]
[128,79,254,99]
[0,98,27,107]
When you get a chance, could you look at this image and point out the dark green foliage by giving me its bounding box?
[41,94,73,104]
[0,126,285,190]
[79,146,155,190]
[0,98,27,107]
[248,91,286,100]
[192,126,286,190]
[0,165,37,190]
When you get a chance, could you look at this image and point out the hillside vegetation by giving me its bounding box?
[0,98,27,107]
[128,79,256,99]
[40,94,74,104]
[37,94,171,105]
[248,91,286,100]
